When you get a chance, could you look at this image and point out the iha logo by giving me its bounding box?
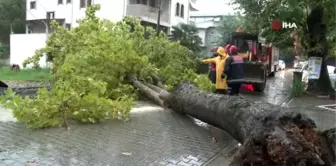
[271,19,297,30]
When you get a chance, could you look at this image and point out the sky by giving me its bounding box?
[193,0,240,15]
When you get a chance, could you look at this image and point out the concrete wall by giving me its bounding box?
[198,29,206,46]
[198,27,221,57]
[10,34,48,68]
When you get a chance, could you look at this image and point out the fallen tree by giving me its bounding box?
[134,81,334,166]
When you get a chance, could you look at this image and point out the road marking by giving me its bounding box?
[317,104,336,112]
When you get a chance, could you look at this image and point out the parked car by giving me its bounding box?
[278,60,286,70]
[302,64,336,89]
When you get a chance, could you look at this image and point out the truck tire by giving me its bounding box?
[268,65,277,77]
[253,82,266,92]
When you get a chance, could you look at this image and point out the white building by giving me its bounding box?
[10,0,198,68]
[190,13,222,57]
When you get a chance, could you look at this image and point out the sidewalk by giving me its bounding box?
[0,101,235,166]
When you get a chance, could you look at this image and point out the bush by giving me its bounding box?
[0,5,214,129]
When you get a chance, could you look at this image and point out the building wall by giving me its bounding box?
[198,27,221,57]
[198,28,206,46]
[170,0,189,26]
[10,34,48,68]
[26,0,125,27]
[26,0,190,28]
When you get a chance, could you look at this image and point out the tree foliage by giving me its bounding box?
[0,5,214,129]
[231,0,335,51]
[0,0,25,44]
[169,23,203,53]
[216,15,244,46]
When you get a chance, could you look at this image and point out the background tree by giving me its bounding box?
[216,15,244,46]
[0,0,25,44]
[169,23,203,53]
[231,0,336,94]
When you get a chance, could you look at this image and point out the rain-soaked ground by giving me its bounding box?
[0,70,334,166]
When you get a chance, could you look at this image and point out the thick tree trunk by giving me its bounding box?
[306,6,335,94]
[159,82,334,166]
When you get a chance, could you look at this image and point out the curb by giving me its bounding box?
[0,86,51,98]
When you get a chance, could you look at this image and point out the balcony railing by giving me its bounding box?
[126,4,169,24]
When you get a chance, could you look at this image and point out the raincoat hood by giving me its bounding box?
[216,47,227,57]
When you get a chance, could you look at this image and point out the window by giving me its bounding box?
[66,0,71,3]
[28,26,33,33]
[80,0,92,8]
[180,5,184,18]
[46,12,55,19]
[175,3,180,16]
[65,24,71,30]
[136,0,140,3]
[58,0,63,5]
[30,1,36,9]
[149,0,156,7]
[141,0,147,5]
[80,0,85,8]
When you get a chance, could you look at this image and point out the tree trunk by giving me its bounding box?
[127,75,166,107]
[306,6,335,94]
[159,82,334,166]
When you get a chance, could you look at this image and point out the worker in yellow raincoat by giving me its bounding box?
[202,46,230,94]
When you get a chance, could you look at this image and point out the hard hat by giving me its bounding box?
[224,44,231,53]
[229,45,238,54]
[216,47,226,56]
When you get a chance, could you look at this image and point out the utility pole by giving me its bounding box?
[156,0,164,36]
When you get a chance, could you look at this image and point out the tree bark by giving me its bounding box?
[306,6,335,94]
[150,74,165,89]
[159,82,334,166]
[127,75,166,107]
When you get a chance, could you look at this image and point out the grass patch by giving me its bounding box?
[0,67,51,81]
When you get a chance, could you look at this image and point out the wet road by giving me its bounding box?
[241,69,293,105]
[0,70,332,166]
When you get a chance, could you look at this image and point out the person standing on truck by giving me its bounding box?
[202,46,230,94]
[221,45,244,96]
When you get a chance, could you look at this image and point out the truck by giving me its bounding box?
[227,31,279,92]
